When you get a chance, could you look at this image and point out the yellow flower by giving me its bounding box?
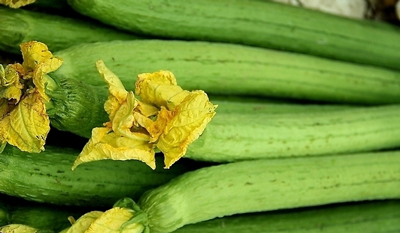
[0,0,36,8]
[74,60,217,169]
[0,41,62,153]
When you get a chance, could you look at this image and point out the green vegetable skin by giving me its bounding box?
[175,200,400,233]
[66,0,400,70]
[130,151,400,233]
[51,40,400,105]
[0,6,140,54]
[44,75,400,165]
[0,194,86,232]
[0,145,200,207]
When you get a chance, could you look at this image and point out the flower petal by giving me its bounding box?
[72,127,156,170]
[85,207,143,233]
[64,211,104,233]
[135,70,189,110]
[157,90,217,168]
[0,0,36,8]
[20,41,63,101]
[0,90,50,153]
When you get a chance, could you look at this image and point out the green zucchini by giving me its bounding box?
[186,104,400,163]
[174,200,400,233]
[0,6,141,54]
[51,40,400,105]
[0,194,86,232]
[90,150,400,233]
[0,145,200,207]
[66,0,400,70]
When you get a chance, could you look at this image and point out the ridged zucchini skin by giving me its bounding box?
[66,0,400,70]
[0,6,140,54]
[137,151,400,233]
[187,104,400,163]
[52,40,400,105]
[46,77,109,139]
[0,145,199,207]
[175,200,400,233]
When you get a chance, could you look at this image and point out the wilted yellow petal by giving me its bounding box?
[134,106,174,143]
[0,0,35,8]
[0,224,38,233]
[64,211,104,233]
[73,127,156,170]
[96,60,130,119]
[1,64,24,102]
[111,92,137,136]
[85,207,143,233]
[0,90,50,153]
[20,41,63,101]
[135,70,190,110]
[157,91,217,168]
[135,100,159,118]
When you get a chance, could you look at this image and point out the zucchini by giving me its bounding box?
[66,0,400,70]
[186,104,400,163]
[0,145,200,207]
[0,194,86,232]
[51,40,400,105]
[174,200,400,233]
[0,6,141,54]
[75,150,400,233]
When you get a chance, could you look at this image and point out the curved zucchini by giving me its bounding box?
[0,145,200,207]
[133,150,400,233]
[52,40,400,105]
[66,0,400,70]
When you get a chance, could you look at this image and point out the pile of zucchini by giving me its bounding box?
[0,0,400,232]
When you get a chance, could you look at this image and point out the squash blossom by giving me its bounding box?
[0,0,36,8]
[73,60,217,169]
[0,41,62,153]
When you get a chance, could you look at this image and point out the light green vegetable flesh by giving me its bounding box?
[187,104,400,162]
[0,6,140,54]
[66,0,400,70]
[0,145,199,207]
[52,40,400,105]
[175,200,400,233]
[137,151,400,233]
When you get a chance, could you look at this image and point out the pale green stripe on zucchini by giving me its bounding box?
[0,6,141,54]
[175,200,400,233]
[187,104,400,162]
[135,151,400,233]
[66,0,400,70]
[0,145,200,207]
[52,40,400,105]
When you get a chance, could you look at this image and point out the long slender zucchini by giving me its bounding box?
[0,194,86,232]
[51,40,400,105]
[66,0,400,70]
[0,145,200,207]
[0,6,141,54]
[4,200,400,233]
[174,200,400,233]
[67,150,400,233]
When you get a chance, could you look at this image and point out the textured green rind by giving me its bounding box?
[0,146,199,207]
[187,104,400,162]
[66,0,400,70]
[138,151,400,233]
[0,194,86,232]
[52,40,400,105]
[0,6,140,54]
[175,200,400,233]
[46,77,108,138]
